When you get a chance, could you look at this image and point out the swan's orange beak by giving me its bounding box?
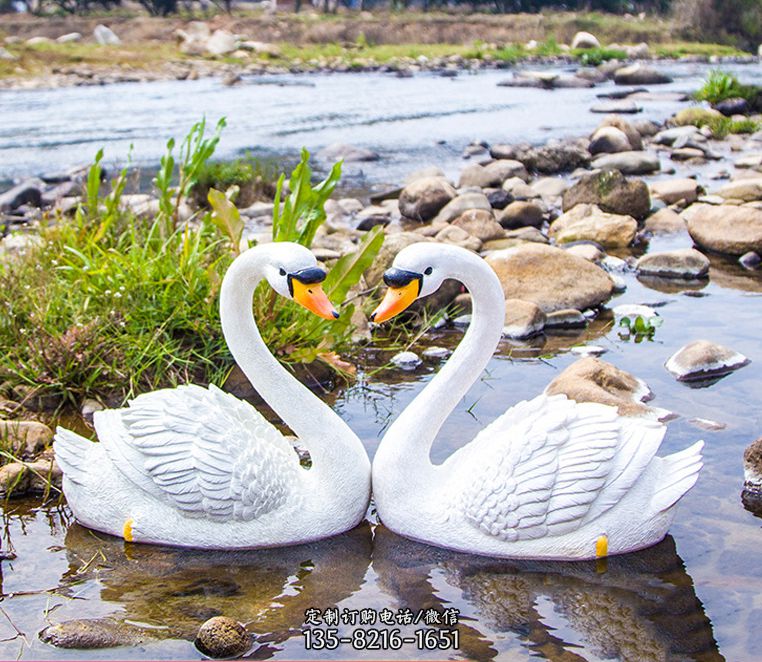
[291,280,339,320]
[370,283,419,323]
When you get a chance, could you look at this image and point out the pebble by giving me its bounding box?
[571,344,607,357]
[613,304,658,319]
[689,417,727,431]
[452,314,472,328]
[422,346,450,359]
[390,351,422,370]
[195,616,250,658]
[739,251,761,270]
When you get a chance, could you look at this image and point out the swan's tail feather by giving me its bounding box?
[53,427,94,486]
[651,440,704,513]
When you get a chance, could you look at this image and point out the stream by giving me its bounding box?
[1,63,762,661]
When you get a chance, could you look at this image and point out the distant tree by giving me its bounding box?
[675,0,762,50]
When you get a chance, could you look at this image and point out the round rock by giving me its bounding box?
[398,177,456,222]
[485,243,614,313]
[196,617,250,658]
[665,340,749,382]
[390,351,422,370]
[589,126,631,154]
[636,248,710,279]
[685,204,762,256]
[545,357,654,417]
[498,201,544,229]
[550,204,637,248]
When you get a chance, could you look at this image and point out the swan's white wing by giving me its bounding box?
[460,394,664,541]
[95,384,301,521]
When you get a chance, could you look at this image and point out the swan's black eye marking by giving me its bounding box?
[424,267,433,275]
[279,268,286,276]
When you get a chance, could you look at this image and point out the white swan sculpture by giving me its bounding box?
[370,243,703,560]
[54,242,371,549]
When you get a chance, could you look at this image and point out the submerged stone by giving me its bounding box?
[40,618,150,649]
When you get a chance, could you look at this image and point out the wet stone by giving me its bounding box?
[422,346,450,359]
[636,249,710,279]
[40,618,150,649]
[390,351,422,370]
[195,616,250,658]
[666,340,749,382]
[545,357,654,417]
[739,251,761,269]
[545,308,587,329]
[502,299,546,339]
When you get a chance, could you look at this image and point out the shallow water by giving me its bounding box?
[2,231,761,660]
[2,63,762,661]
[2,62,762,187]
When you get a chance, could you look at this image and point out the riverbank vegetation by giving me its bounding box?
[0,121,381,410]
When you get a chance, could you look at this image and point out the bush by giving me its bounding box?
[0,128,382,408]
[193,155,279,209]
[693,70,758,104]
[675,0,762,51]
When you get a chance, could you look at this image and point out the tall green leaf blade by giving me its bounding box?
[324,225,384,303]
[207,188,244,252]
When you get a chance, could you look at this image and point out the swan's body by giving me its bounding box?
[371,244,703,560]
[54,243,371,549]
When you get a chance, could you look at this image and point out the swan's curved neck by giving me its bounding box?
[375,252,505,489]
[220,248,364,486]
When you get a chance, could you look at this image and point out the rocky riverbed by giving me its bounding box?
[2,63,762,659]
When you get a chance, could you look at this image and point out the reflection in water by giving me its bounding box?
[60,523,373,658]
[54,520,721,661]
[372,526,721,662]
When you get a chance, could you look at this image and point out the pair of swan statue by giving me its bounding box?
[54,241,703,560]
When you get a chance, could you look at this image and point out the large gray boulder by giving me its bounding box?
[398,176,456,222]
[485,243,614,313]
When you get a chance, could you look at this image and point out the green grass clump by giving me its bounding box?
[0,210,232,408]
[694,70,759,104]
[0,127,382,408]
[697,115,761,138]
[572,47,627,66]
[491,44,527,63]
[193,155,279,209]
